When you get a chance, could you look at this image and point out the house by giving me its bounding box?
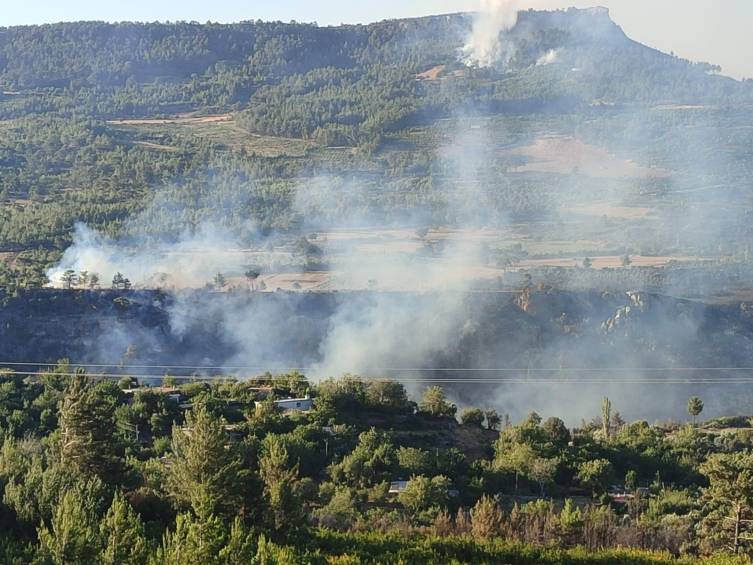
[389,481,409,494]
[389,480,460,497]
[255,395,314,413]
[122,387,183,404]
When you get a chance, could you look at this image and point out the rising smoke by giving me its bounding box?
[39,5,753,424]
[536,48,559,66]
[461,0,520,68]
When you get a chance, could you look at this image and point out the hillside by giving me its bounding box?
[1,8,753,294]
[3,7,753,562]
[4,287,753,421]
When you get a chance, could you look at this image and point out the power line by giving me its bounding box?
[5,361,753,373]
[6,370,753,385]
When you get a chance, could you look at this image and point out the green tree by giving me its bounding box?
[167,405,246,519]
[99,491,147,565]
[253,535,298,564]
[495,441,536,492]
[577,459,613,497]
[460,407,485,427]
[601,397,612,440]
[244,269,260,291]
[529,457,558,497]
[365,380,409,412]
[398,475,451,516]
[542,417,571,446]
[699,452,753,556]
[60,269,77,290]
[213,272,227,289]
[37,490,101,565]
[152,511,229,565]
[59,375,121,482]
[558,499,584,546]
[111,272,126,290]
[625,469,638,492]
[484,409,501,431]
[331,428,396,488]
[419,386,456,418]
[315,486,359,531]
[688,396,704,426]
[397,447,432,476]
[259,434,303,532]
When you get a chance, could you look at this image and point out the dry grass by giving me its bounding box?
[0,252,19,266]
[107,114,232,126]
[109,115,319,157]
[565,203,656,220]
[416,65,447,80]
[654,104,707,111]
[509,135,670,179]
[134,141,183,153]
[515,255,713,270]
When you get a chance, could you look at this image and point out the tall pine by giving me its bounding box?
[167,405,247,519]
[99,492,147,565]
[59,374,121,482]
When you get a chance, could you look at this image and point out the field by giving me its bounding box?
[515,255,713,270]
[107,114,322,158]
[106,113,233,126]
[0,252,18,265]
[508,135,670,178]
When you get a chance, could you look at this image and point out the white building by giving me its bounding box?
[255,395,313,413]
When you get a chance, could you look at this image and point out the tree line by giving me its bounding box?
[0,367,747,562]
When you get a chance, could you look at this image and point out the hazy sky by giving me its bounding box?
[1,1,751,79]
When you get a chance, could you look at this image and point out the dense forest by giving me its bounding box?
[0,367,748,562]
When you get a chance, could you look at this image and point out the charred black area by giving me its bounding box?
[3,288,753,376]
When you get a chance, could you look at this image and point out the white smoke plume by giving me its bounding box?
[536,48,559,66]
[46,223,258,290]
[461,0,520,68]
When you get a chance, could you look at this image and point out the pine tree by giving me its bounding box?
[699,452,753,555]
[688,396,704,426]
[218,516,255,563]
[59,375,121,482]
[471,495,504,539]
[37,490,101,565]
[601,397,612,440]
[99,492,147,565]
[259,434,303,532]
[152,512,228,565]
[167,405,247,519]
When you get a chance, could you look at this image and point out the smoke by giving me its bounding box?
[46,223,257,290]
[536,48,559,66]
[461,0,520,68]
[292,122,496,380]
[37,7,753,425]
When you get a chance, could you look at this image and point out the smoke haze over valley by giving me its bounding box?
[3,2,753,424]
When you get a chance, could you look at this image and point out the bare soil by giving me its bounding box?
[515,255,714,270]
[416,65,447,80]
[107,114,232,126]
[509,135,670,179]
[0,252,19,266]
[565,203,656,220]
